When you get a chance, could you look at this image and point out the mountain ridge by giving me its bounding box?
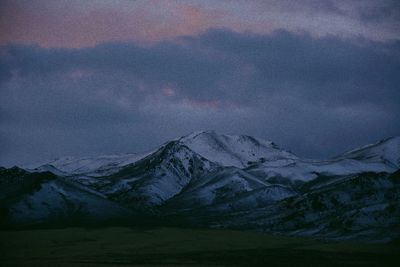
[1,131,399,241]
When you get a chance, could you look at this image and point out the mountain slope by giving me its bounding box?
[0,167,133,227]
[28,153,150,177]
[75,141,220,211]
[163,166,295,213]
[235,171,399,241]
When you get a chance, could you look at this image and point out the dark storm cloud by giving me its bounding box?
[247,0,346,15]
[356,0,400,23]
[190,30,400,104]
[1,29,400,166]
[4,30,400,104]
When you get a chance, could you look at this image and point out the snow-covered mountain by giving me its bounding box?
[335,136,400,168]
[245,136,399,183]
[1,131,399,241]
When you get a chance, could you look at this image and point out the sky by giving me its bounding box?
[0,0,400,166]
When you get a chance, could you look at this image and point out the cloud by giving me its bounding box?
[0,0,224,48]
[0,0,399,48]
[0,29,399,166]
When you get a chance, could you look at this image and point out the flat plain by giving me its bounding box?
[1,227,399,266]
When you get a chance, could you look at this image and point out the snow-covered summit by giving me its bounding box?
[336,136,400,168]
[178,131,298,168]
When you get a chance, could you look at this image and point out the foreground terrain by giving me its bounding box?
[1,227,399,266]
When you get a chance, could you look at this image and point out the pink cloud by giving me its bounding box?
[161,86,176,97]
[0,0,225,48]
[1,0,397,48]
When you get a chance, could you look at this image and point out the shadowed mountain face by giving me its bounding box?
[1,131,399,241]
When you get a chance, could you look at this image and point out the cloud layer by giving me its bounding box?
[1,0,399,48]
[1,29,399,166]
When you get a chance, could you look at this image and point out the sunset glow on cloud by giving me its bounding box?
[1,0,399,48]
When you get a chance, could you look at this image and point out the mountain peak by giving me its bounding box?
[179,130,275,146]
[177,130,297,168]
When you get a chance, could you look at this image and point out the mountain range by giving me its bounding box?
[1,131,399,241]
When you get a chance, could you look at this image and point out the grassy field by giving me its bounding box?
[1,227,399,266]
